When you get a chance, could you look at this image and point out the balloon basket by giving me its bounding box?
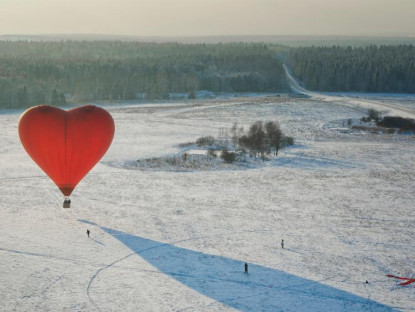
[63,198,71,209]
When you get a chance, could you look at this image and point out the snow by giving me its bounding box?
[0,92,414,311]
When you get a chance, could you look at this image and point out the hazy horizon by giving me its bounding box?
[1,0,414,37]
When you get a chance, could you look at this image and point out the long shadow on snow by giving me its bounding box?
[80,220,395,312]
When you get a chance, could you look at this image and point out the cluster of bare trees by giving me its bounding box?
[232,121,293,160]
[195,121,294,163]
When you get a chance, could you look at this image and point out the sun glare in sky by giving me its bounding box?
[0,0,414,36]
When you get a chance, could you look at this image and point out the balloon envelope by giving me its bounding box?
[18,105,115,196]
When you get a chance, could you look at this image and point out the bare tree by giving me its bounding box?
[230,122,239,149]
[265,121,282,156]
[248,121,266,159]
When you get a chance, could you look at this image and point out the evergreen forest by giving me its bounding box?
[0,41,287,108]
[286,45,415,93]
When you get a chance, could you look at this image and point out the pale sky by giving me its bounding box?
[0,0,414,37]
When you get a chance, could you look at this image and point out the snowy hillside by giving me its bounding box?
[0,94,414,311]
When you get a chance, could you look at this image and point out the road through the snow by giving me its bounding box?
[283,64,415,119]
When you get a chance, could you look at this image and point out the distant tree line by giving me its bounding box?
[287,45,415,93]
[0,41,288,109]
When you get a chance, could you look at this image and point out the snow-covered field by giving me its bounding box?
[0,92,414,311]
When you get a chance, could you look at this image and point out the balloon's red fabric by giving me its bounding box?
[18,105,115,196]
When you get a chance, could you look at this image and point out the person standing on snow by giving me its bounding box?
[244,263,248,274]
[281,239,284,249]
[87,229,90,238]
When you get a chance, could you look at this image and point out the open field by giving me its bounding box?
[0,93,414,311]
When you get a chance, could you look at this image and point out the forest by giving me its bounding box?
[286,45,415,93]
[0,41,288,108]
[1,41,414,109]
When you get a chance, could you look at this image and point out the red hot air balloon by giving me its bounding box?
[18,105,115,205]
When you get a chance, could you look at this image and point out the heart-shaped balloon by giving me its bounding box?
[18,105,115,196]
